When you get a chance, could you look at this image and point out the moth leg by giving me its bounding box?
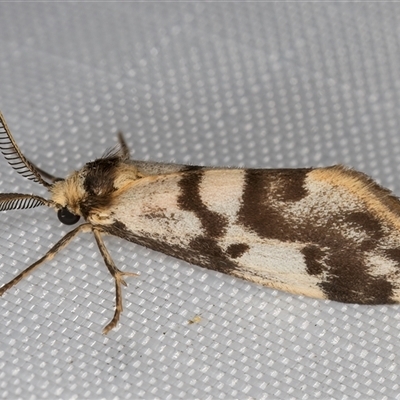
[117,131,130,159]
[0,223,93,296]
[92,229,138,334]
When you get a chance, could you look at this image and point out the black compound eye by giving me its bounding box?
[57,207,80,225]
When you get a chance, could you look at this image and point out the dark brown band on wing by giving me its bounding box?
[237,169,309,241]
[237,168,395,304]
[177,170,228,238]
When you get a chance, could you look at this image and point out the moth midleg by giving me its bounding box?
[92,229,138,334]
[0,223,93,296]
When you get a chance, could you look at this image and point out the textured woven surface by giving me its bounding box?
[1,3,400,399]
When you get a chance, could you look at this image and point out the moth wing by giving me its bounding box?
[127,159,206,176]
[104,168,325,300]
[104,166,400,306]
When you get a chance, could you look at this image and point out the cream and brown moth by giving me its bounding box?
[0,110,399,334]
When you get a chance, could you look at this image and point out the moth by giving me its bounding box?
[0,111,400,334]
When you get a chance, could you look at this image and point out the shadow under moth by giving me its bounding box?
[0,111,399,334]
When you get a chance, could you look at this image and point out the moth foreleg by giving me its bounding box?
[0,223,93,296]
[92,229,138,334]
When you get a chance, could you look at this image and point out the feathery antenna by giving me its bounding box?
[0,111,51,188]
[0,193,51,211]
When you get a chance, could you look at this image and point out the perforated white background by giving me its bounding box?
[1,3,400,399]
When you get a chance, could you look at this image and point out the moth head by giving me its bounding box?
[50,171,85,224]
[0,112,135,225]
[51,155,135,221]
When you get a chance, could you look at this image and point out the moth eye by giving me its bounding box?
[57,207,80,225]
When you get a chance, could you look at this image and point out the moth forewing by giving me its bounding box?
[2,109,400,335]
[99,165,400,306]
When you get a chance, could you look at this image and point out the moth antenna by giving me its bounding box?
[0,111,52,188]
[117,131,130,159]
[0,193,52,211]
[27,159,63,183]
